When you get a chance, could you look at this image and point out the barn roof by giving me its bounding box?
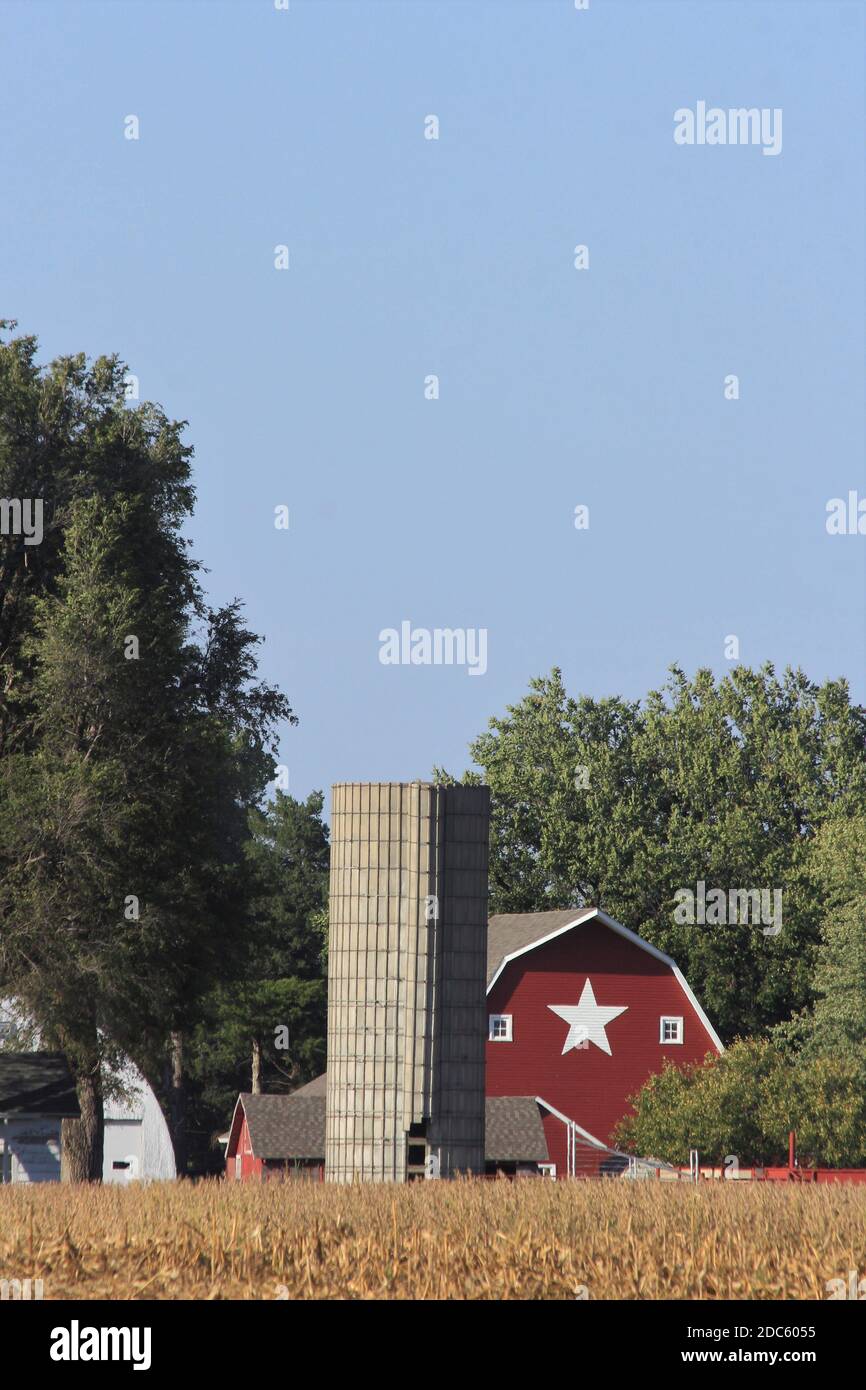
[0,1053,80,1117]
[485,1096,549,1163]
[291,1071,327,1097]
[486,907,724,1052]
[239,1093,325,1160]
[233,1086,550,1164]
[487,908,597,987]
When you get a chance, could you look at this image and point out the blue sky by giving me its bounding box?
[2,0,863,812]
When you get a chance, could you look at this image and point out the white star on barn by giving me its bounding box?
[548,979,628,1056]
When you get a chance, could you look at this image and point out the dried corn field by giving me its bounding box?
[1,1179,864,1300]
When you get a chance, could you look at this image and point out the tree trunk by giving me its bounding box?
[251,1037,262,1094]
[170,1030,186,1176]
[61,1067,104,1182]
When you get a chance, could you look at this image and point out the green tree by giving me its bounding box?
[615,1038,866,1168]
[0,482,196,1176]
[114,600,294,1174]
[186,792,329,1163]
[796,814,866,1079]
[242,789,330,1094]
[440,665,866,1038]
[0,328,294,1178]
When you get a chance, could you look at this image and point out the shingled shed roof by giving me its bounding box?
[240,1093,326,1160]
[0,1053,80,1117]
[234,1084,550,1165]
[484,1096,549,1163]
[291,1071,327,1097]
[487,908,596,988]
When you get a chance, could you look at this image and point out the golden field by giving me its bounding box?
[1,1179,864,1300]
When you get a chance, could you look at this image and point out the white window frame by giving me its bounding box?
[488,1014,513,1042]
[538,1163,557,1179]
[660,1016,683,1045]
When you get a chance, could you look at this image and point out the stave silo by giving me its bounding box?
[325,782,490,1182]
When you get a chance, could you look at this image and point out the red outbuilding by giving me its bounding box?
[485,908,723,1176]
[225,1090,326,1182]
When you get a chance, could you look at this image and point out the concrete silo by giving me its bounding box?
[325,782,490,1182]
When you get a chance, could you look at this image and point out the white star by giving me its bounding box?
[548,979,628,1056]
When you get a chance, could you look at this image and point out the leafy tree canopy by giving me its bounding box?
[438,665,866,1039]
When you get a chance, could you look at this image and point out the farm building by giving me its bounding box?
[227,904,722,1182]
[0,1009,176,1184]
[101,1057,176,1184]
[226,1088,328,1182]
[0,1054,79,1183]
[485,908,723,1174]
[225,1085,555,1179]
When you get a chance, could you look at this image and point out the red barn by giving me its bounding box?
[225,907,722,1182]
[485,908,723,1176]
[225,1091,326,1182]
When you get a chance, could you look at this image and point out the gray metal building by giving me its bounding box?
[325,782,490,1182]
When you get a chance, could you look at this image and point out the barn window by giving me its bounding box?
[489,1014,512,1042]
[660,1016,683,1044]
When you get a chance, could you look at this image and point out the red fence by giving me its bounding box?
[675,1166,866,1185]
[666,1134,866,1185]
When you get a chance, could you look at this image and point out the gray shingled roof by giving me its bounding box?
[0,1053,80,1117]
[487,908,596,987]
[291,1071,327,1097]
[240,1093,326,1160]
[484,1096,549,1162]
[240,1086,549,1164]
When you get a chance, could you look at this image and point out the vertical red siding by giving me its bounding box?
[226,1111,264,1181]
[486,920,720,1150]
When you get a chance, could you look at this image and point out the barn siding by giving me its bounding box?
[486,920,719,1149]
[104,1118,143,1183]
[227,1112,264,1180]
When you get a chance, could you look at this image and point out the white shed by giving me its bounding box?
[103,1058,176,1183]
[0,1053,78,1183]
[0,1001,175,1183]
